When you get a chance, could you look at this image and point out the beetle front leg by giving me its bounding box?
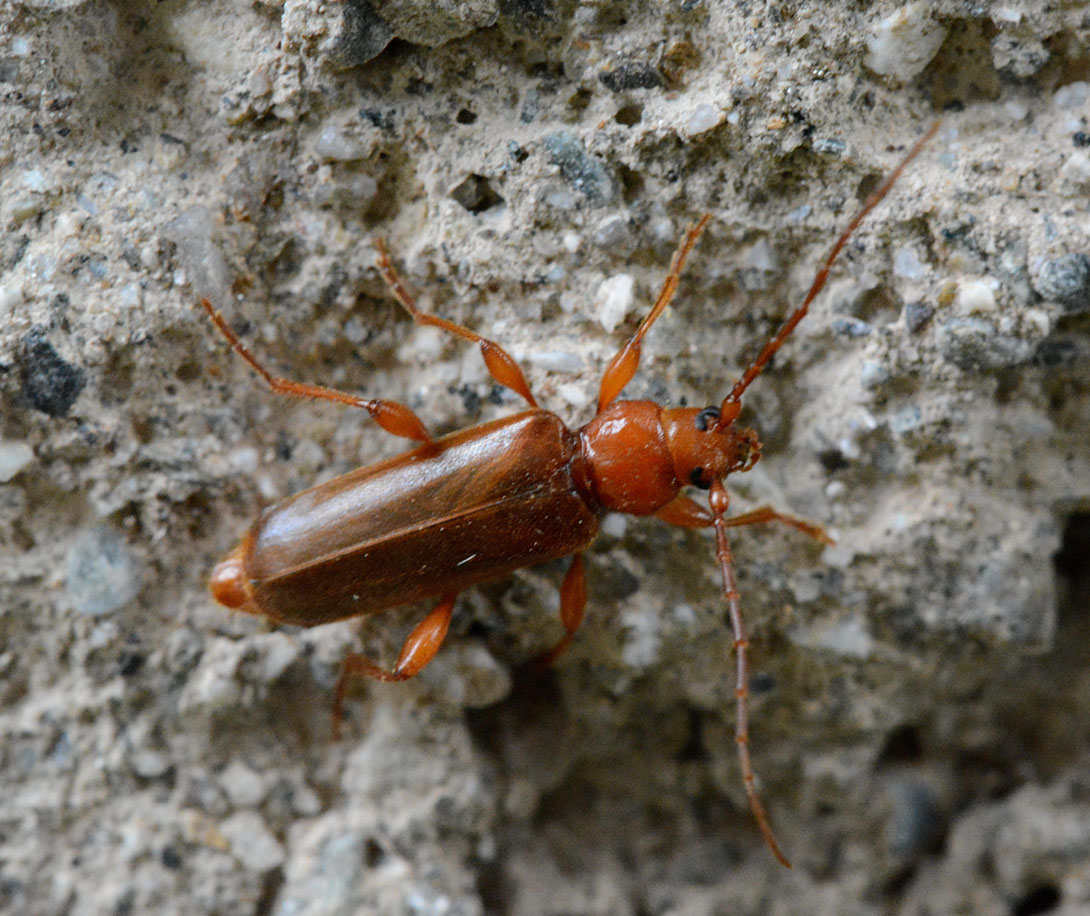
[656,494,833,545]
[333,593,456,738]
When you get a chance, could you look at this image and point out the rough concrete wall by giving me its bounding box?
[1,1,1089,914]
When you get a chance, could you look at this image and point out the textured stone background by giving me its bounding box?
[2,1,1089,914]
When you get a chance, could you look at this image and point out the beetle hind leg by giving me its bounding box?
[333,593,456,738]
[198,299,432,443]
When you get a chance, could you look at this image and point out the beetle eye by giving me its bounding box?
[689,467,711,489]
[695,406,721,431]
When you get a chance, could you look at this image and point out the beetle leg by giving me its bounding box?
[534,553,587,672]
[655,493,715,528]
[657,495,833,545]
[199,299,432,443]
[596,214,710,412]
[374,241,538,408]
[721,506,834,545]
[332,593,456,738]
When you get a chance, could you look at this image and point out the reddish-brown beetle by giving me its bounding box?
[202,122,939,866]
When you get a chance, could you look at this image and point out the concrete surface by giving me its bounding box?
[1,1,1089,914]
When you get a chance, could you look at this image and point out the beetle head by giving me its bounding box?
[661,403,761,491]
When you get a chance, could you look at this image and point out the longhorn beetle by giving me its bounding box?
[201,121,940,865]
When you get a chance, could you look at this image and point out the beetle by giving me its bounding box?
[201,121,939,866]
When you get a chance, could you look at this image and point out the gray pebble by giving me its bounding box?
[379,0,497,47]
[814,137,847,156]
[938,318,1034,371]
[903,301,933,333]
[66,526,142,616]
[832,316,872,338]
[1032,253,1090,313]
[321,0,394,69]
[543,131,616,204]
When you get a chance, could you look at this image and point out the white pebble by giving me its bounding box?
[118,282,143,309]
[648,217,675,244]
[893,245,925,279]
[397,325,444,362]
[555,382,588,408]
[793,614,874,658]
[22,169,47,192]
[1054,82,1089,109]
[253,631,301,682]
[1022,308,1051,337]
[66,526,142,616]
[601,512,628,538]
[890,406,923,435]
[864,3,946,83]
[955,278,997,313]
[343,317,368,344]
[686,103,724,136]
[837,437,861,460]
[743,237,777,272]
[314,123,370,161]
[824,480,846,499]
[1059,151,1090,191]
[788,204,812,223]
[1003,100,1028,122]
[859,360,890,389]
[228,446,259,474]
[219,760,269,808]
[129,749,172,779]
[0,441,34,482]
[527,349,583,373]
[57,212,85,236]
[595,273,636,332]
[219,811,285,872]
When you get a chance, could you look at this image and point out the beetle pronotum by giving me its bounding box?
[201,121,939,865]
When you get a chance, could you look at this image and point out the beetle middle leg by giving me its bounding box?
[374,240,538,408]
[332,593,457,738]
[533,553,587,672]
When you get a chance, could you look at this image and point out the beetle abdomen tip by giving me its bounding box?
[209,553,251,611]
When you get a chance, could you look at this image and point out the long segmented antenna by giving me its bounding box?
[710,480,792,867]
[705,123,941,864]
[718,120,941,425]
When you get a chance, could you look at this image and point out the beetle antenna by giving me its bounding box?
[709,478,792,867]
[718,120,941,423]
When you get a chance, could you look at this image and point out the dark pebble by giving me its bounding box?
[599,61,663,92]
[19,327,86,417]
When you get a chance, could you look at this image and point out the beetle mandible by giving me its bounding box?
[201,121,940,866]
